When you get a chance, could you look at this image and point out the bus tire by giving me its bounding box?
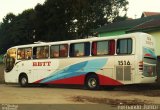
[85,74,99,90]
[19,74,28,87]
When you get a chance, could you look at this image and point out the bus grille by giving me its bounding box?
[116,66,131,81]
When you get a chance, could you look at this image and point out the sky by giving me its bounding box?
[127,0,160,19]
[0,0,45,22]
[0,0,160,22]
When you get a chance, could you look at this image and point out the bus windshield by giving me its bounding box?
[4,48,16,72]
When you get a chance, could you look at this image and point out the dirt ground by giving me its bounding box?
[1,84,160,105]
[1,64,160,110]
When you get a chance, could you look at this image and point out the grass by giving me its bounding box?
[0,55,4,83]
[0,63,4,83]
[0,54,3,63]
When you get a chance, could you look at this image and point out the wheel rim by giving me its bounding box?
[88,78,97,88]
[21,77,27,85]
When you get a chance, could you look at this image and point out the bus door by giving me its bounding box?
[115,38,135,83]
[31,46,53,83]
[32,60,52,83]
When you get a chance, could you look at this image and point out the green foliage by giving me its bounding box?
[0,54,3,63]
[0,0,128,54]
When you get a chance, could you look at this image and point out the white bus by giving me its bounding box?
[4,32,157,89]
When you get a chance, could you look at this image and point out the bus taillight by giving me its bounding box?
[139,61,143,71]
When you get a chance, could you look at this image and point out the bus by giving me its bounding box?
[3,32,157,89]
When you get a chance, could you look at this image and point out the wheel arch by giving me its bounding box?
[18,72,28,83]
[84,72,99,83]
[84,72,100,90]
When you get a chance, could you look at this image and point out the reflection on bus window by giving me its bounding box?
[97,41,109,55]
[33,46,49,59]
[17,48,32,60]
[117,38,132,54]
[60,44,68,57]
[51,45,59,58]
[17,48,25,60]
[75,43,84,56]
[92,40,115,56]
[25,48,32,59]
[8,48,16,59]
[50,44,68,58]
[70,42,90,57]
[5,48,16,72]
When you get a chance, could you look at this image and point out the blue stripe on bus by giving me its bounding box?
[40,58,107,83]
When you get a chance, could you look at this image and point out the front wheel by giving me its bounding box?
[85,74,99,90]
[19,75,28,87]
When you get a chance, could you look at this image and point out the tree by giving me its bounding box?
[11,9,35,44]
[0,10,35,54]
[0,13,16,54]
[0,0,128,53]
[40,0,129,39]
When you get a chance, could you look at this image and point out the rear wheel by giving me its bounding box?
[19,75,28,87]
[85,74,99,90]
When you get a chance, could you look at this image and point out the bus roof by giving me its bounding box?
[9,32,151,49]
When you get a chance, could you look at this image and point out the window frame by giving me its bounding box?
[116,38,132,55]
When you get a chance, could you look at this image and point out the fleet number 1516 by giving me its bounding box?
[118,60,131,65]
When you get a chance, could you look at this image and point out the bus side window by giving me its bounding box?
[17,48,32,60]
[92,40,111,56]
[60,44,68,57]
[44,46,49,58]
[50,44,68,58]
[34,46,49,59]
[74,43,85,56]
[17,48,25,60]
[37,47,42,58]
[50,45,59,58]
[92,40,115,56]
[117,38,132,54]
[70,42,90,57]
[25,48,32,60]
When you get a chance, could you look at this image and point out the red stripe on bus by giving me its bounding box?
[45,75,85,85]
[34,79,43,83]
[33,74,123,86]
[98,74,123,86]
